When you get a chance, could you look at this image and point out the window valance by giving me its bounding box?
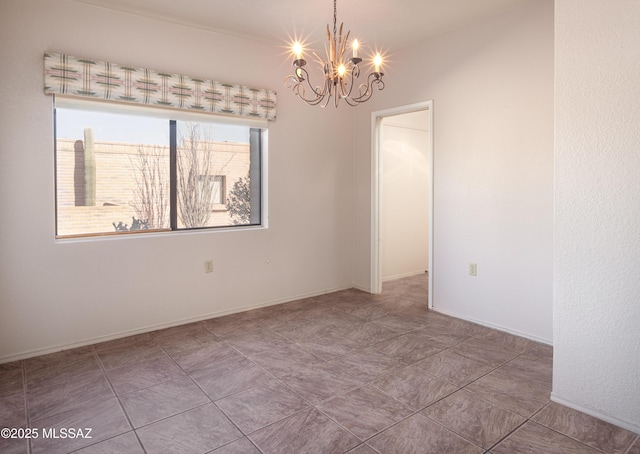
[44,52,276,121]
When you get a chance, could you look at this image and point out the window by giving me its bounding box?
[55,99,265,238]
[198,175,225,206]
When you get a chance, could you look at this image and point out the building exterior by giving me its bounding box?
[56,136,250,236]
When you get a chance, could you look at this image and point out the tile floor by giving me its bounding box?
[1,273,638,453]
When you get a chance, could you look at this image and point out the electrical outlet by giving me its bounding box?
[204,260,214,273]
[469,263,477,276]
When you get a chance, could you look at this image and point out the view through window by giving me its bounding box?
[55,101,263,237]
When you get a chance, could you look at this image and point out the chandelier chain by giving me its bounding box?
[333,0,337,37]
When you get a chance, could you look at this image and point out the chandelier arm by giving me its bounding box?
[339,63,361,101]
[298,65,330,99]
[349,72,385,103]
[284,76,325,106]
[285,65,337,106]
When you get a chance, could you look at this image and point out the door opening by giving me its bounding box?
[371,101,434,308]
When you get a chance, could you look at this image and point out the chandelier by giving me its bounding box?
[284,0,385,108]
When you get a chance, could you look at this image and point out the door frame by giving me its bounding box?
[371,100,434,309]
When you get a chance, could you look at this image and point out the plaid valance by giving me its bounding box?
[44,52,276,121]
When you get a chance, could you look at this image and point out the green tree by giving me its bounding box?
[226,173,251,225]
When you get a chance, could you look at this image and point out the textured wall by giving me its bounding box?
[553,0,640,433]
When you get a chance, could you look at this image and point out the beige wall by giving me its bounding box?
[353,0,554,343]
[0,0,354,361]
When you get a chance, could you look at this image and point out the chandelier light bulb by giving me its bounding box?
[352,39,359,58]
[374,53,382,73]
[293,41,303,60]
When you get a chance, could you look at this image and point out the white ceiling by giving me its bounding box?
[73,0,532,51]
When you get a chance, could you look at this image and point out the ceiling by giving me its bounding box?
[73,0,532,51]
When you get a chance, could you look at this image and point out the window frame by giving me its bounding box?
[53,96,268,239]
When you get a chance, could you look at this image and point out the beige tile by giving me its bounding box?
[481,330,537,353]
[415,350,492,387]
[371,364,458,411]
[372,313,428,334]
[136,403,242,453]
[328,347,405,382]
[249,407,359,454]
[74,431,144,453]
[119,376,209,428]
[0,368,23,398]
[191,357,271,400]
[497,350,552,389]
[245,343,322,377]
[30,398,131,454]
[372,331,448,364]
[215,380,309,434]
[170,341,243,373]
[294,331,364,361]
[150,324,220,355]
[96,337,166,370]
[279,361,364,404]
[368,413,483,454]
[423,390,525,449]
[346,444,378,453]
[25,352,101,390]
[210,437,261,454]
[627,437,640,454]
[337,321,401,345]
[223,328,291,356]
[0,436,28,454]
[105,354,186,395]
[204,315,264,338]
[27,370,114,421]
[317,385,412,440]
[532,402,637,454]
[464,369,550,417]
[492,421,602,454]
[0,394,26,427]
[450,337,522,367]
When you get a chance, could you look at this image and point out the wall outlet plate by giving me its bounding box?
[204,260,214,273]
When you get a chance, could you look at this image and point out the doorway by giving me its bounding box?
[371,101,434,308]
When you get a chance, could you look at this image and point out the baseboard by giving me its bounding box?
[431,307,553,346]
[550,394,640,435]
[0,284,353,364]
[382,270,428,282]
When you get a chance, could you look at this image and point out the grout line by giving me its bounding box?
[6,280,584,454]
[92,346,149,454]
[156,341,251,443]
[622,435,639,454]
[21,360,32,454]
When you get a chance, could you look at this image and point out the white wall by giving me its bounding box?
[0,0,354,362]
[353,0,554,343]
[381,111,430,280]
[553,0,640,433]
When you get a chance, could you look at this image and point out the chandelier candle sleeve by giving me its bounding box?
[293,42,303,60]
[284,0,386,107]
